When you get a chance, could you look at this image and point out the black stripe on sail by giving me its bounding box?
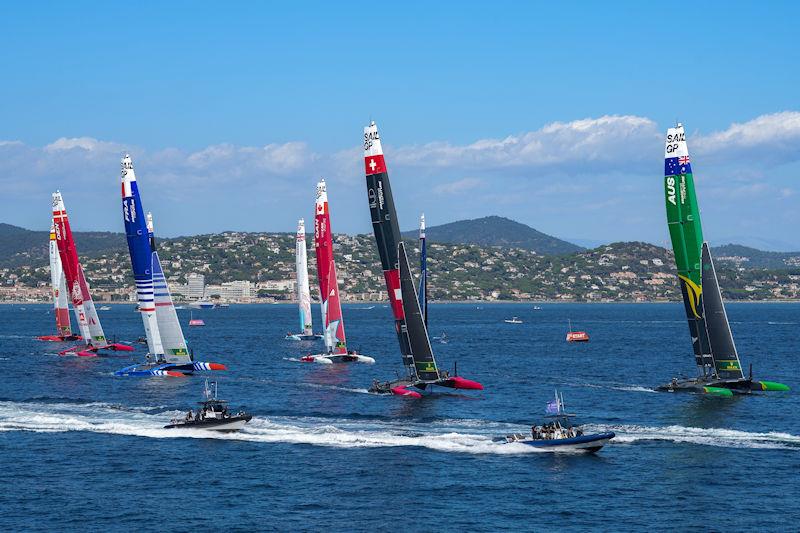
[398,242,439,381]
[701,243,744,380]
[367,172,401,274]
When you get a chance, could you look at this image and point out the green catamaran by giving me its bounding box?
[659,123,788,396]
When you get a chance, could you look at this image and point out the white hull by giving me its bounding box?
[302,353,375,364]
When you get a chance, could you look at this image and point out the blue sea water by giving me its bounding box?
[1,302,798,531]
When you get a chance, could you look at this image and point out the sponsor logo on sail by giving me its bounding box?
[666,177,677,205]
[678,274,703,319]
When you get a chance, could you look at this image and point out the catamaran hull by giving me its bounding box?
[657,377,789,396]
[285,334,324,341]
[515,432,615,453]
[58,343,134,357]
[38,334,83,342]
[114,361,227,377]
[370,375,484,398]
[164,415,252,432]
[300,354,375,364]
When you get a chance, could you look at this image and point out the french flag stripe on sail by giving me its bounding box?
[365,155,386,175]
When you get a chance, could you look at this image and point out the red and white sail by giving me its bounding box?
[314,179,347,354]
[295,218,314,336]
[48,223,73,337]
[52,191,106,346]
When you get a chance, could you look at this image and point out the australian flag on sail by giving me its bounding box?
[665,156,692,177]
[546,399,559,415]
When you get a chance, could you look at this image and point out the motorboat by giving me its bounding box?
[498,390,614,453]
[164,380,251,432]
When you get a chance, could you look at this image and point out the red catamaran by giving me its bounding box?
[52,191,132,357]
[363,121,482,397]
[300,179,374,364]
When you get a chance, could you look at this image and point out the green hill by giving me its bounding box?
[401,215,583,255]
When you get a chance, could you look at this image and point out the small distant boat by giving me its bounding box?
[566,320,589,342]
[498,390,614,453]
[533,305,542,310]
[174,305,186,310]
[190,300,215,309]
[98,306,112,311]
[432,332,448,344]
[188,311,205,327]
[164,380,252,432]
[214,303,230,309]
[504,317,523,324]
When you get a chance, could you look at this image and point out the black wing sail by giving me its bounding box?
[398,242,440,381]
[700,243,744,380]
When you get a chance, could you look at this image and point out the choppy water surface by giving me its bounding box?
[1,303,797,531]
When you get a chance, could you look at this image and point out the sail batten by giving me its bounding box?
[314,180,347,354]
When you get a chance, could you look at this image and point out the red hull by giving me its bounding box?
[38,334,83,342]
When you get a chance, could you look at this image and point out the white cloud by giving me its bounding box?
[391,115,660,172]
[2,110,799,245]
[44,136,125,153]
[694,111,800,165]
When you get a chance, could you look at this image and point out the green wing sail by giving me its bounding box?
[664,124,713,374]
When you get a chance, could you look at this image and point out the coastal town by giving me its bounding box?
[3,230,800,304]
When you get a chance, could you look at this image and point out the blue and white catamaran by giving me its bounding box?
[116,154,226,377]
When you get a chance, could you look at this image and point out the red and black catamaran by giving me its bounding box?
[364,121,483,398]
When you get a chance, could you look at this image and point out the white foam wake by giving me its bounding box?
[587,423,800,450]
[0,400,536,455]
[2,401,796,453]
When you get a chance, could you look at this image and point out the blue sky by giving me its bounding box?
[1,2,799,248]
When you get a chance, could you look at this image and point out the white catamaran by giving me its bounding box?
[285,218,323,341]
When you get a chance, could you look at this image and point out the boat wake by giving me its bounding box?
[0,400,537,455]
[2,401,796,453]
[577,382,658,394]
[588,424,800,450]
